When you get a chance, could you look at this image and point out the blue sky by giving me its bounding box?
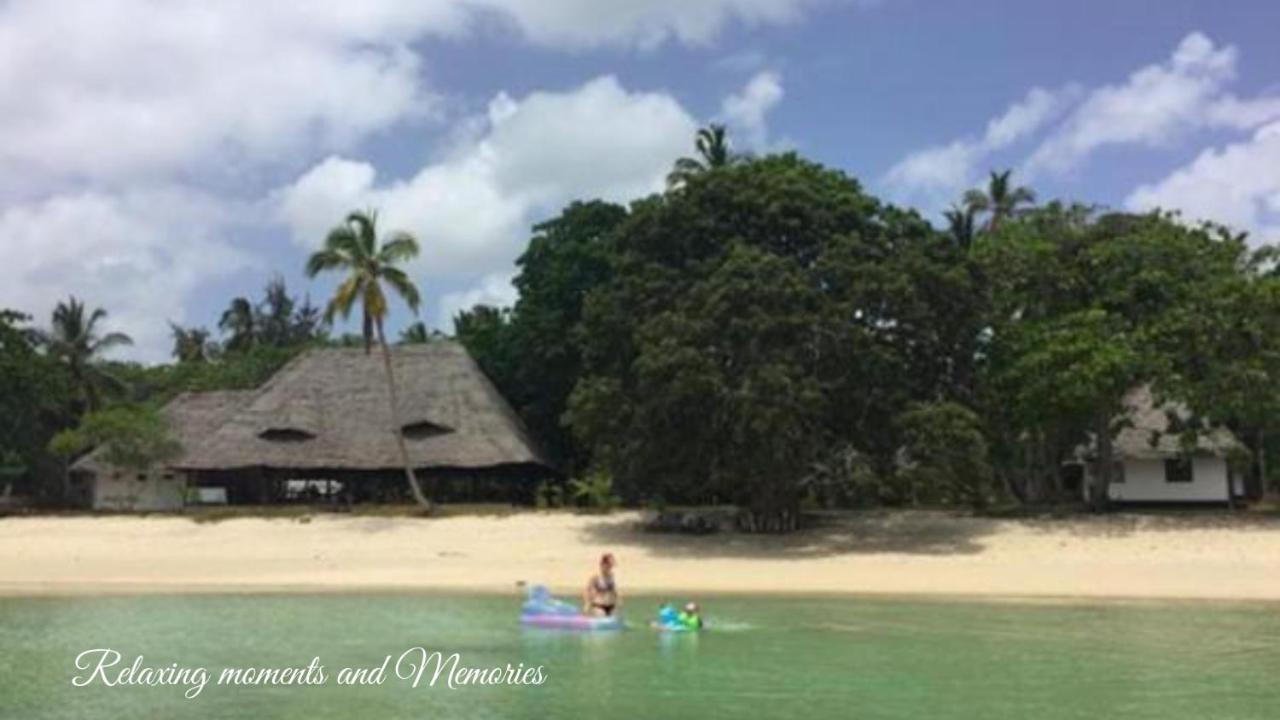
[2,0,1279,361]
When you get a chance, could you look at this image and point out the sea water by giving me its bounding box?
[1,593,1277,719]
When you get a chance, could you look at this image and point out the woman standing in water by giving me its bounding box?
[583,553,620,616]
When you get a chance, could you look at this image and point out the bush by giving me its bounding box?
[48,405,180,471]
[896,402,993,510]
[568,471,620,511]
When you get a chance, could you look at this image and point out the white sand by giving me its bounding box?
[1,510,1278,601]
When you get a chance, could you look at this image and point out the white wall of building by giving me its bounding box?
[1107,457,1230,503]
[92,470,187,511]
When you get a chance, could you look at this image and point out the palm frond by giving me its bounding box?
[326,222,364,256]
[379,232,421,264]
[381,266,421,313]
[363,282,389,321]
[348,210,378,259]
[962,189,990,212]
[324,275,363,323]
[92,331,133,352]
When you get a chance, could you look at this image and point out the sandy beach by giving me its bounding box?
[2,510,1279,601]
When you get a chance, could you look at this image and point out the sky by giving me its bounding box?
[2,0,1280,362]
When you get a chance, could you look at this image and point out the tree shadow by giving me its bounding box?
[1039,507,1280,538]
[577,509,998,559]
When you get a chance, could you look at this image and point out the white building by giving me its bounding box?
[70,391,252,511]
[1073,386,1245,505]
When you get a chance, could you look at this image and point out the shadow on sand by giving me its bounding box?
[576,507,1280,559]
[577,509,998,559]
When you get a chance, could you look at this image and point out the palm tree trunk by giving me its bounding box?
[374,320,432,511]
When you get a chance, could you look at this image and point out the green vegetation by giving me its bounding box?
[41,297,133,413]
[568,471,621,511]
[48,405,179,471]
[304,209,432,511]
[453,126,1280,529]
[1,279,323,502]
[3,124,1278,527]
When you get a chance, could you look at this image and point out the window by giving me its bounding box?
[1164,457,1192,483]
[401,420,454,440]
[258,428,315,442]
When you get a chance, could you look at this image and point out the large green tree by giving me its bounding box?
[569,154,969,528]
[0,310,74,498]
[974,206,1253,508]
[305,209,431,510]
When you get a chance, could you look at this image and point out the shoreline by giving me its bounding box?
[2,510,1279,603]
[6,582,1280,610]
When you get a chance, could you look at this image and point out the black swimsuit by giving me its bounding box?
[591,575,616,615]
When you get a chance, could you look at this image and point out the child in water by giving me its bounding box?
[678,602,704,629]
[654,601,703,630]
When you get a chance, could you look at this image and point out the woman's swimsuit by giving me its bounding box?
[590,575,617,615]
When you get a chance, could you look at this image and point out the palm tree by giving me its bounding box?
[399,321,430,344]
[304,209,431,510]
[962,169,1036,231]
[667,123,737,189]
[259,276,296,346]
[169,323,214,363]
[42,297,132,412]
[218,297,258,351]
[943,204,978,250]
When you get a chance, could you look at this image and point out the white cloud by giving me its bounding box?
[1126,121,1280,245]
[471,0,840,49]
[721,70,785,150]
[0,189,253,361]
[276,76,699,329]
[884,86,1068,207]
[0,0,464,189]
[885,32,1280,218]
[0,0,836,361]
[1024,33,1260,175]
[437,273,520,329]
[0,0,848,189]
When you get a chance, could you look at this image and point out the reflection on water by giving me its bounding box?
[1,593,1278,719]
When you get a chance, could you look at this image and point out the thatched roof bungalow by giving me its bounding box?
[179,343,545,472]
[74,342,552,510]
[1070,386,1245,504]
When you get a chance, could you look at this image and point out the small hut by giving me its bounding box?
[73,342,553,510]
[1069,386,1245,504]
[71,390,253,511]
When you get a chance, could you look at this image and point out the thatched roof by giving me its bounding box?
[1086,386,1242,460]
[72,390,255,473]
[175,342,548,472]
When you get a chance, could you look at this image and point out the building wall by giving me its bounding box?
[1106,457,1229,503]
[92,470,187,511]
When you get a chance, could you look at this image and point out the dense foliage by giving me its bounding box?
[48,405,180,471]
[2,279,330,501]
[4,127,1278,525]
[452,141,1279,528]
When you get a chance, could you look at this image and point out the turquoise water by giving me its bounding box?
[1,593,1277,719]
